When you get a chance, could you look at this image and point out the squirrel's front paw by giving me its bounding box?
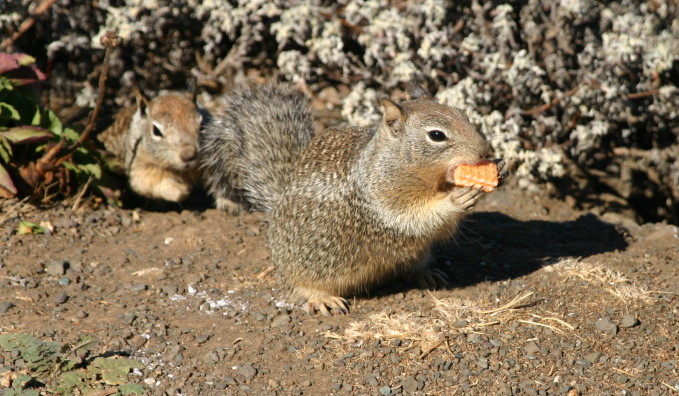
[129,171,192,202]
[157,178,192,202]
[451,186,483,211]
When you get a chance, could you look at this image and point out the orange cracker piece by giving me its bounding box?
[451,160,499,192]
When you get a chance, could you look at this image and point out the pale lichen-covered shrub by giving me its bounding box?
[1,0,677,220]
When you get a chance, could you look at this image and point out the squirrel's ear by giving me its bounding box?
[380,98,404,132]
[133,89,149,114]
[404,81,432,100]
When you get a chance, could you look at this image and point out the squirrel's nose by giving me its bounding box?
[179,146,197,162]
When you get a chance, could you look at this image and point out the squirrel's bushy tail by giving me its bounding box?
[200,83,316,213]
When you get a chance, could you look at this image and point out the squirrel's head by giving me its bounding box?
[364,85,492,231]
[133,91,204,171]
[376,91,489,171]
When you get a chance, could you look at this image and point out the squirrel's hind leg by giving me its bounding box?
[215,197,244,215]
[295,287,350,316]
[406,253,449,290]
[411,266,449,290]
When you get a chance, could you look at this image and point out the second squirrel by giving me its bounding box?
[98,91,205,202]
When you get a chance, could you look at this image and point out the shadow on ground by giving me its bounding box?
[437,211,629,287]
[372,212,629,297]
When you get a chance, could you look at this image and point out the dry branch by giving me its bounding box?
[0,0,59,50]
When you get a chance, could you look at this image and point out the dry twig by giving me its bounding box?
[0,0,59,50]
[36,32,119,174]
[477,291,535,315]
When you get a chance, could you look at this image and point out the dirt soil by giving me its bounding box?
[0,184,677,395]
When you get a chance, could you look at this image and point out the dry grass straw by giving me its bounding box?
[326,290,573,353]
[0,196,31,226]
[544,258,663,302]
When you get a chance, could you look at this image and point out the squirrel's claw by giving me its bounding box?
[304,296,350,316]
[451,187,483,210]
[495,159,510,186]
[415,268,449,290]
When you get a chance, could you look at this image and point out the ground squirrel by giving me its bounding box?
[98,91,205,202]
[199,84,316,213]
[266,83,507,315]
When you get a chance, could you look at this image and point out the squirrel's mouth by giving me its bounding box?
[174,160,197,170]
[443,158,487,187]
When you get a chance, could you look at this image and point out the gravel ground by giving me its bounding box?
[0,186,677,395]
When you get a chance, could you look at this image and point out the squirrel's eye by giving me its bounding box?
[152,125,163,138]
[427,129,447,142]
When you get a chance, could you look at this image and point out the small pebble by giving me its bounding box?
[365,374,379,387]
[0,301,15,315]
[594,317,618,335]
[271,313,291,328]
[195,334,210,344]
[583,352,600,364]
[620,315,640,328]
[54,292,69,305]
[129,283,147,292]
[58,276,71,286]
[238,365,257,380]
[402,376,419,393]
[525,341,540,355]
[45,260,67,276]
[131,335,148,348]
[379,386,392,395]
[223,376,236,385]
[453,319,468,327]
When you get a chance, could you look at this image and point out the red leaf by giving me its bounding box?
[0,163,17,196]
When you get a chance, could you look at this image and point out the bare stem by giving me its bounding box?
[54,32,119,167]
[0,0,59,50]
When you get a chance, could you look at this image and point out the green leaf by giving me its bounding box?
[0,126,52,144]
[72,335,97,355]
[13,373,34,388]
[4,390,40,396]
[62,127,79,142]
[58,370,87,388]
[0,75,14,90]
[44,109,63,135]
[91,357,144,385]
[17,220,47,235]
[0,333,40,350]
[0,162,17,195]
[1,89,36,123]
[62,161,76,172]
[79,162,103,179]
[118,383,145,395]
[29,106,40,125]
[0,138,12,162]
[15,54,37,67]
[0,102,20,121]
[92,357,145,370]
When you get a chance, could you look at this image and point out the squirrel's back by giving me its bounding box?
[200,83,316,213]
